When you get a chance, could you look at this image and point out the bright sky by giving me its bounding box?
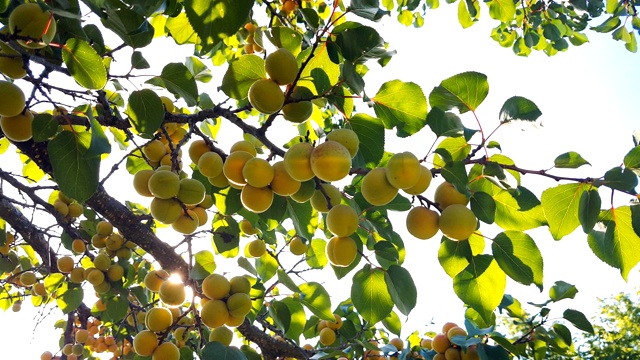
[3,2,640,359]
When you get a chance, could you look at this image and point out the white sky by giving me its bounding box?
[2,2,640,358]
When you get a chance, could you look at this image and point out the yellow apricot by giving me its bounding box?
[318,327,336,346]
[447,326,467,342]
[57,256,74,273]
[403,165,433,195]
[133,169,155,197]
[445,348,462,360]
[282,86,313,123]
[406,207,439,239]
[9,3,57,49]
[288,236,307,256]
[19,271,37,286]
[461,346,480,360]
[247,239,267,258]
[248,78,285,114]
[0,109,33,142]
[148,170,181,199]
[386,152,421,189]
[241,184,274,213]
[432,333,451,353]
[159,280,186,306]
[145,307,173,332]
[152,341,180,360]
[0,81,25,117]
[209,326,233,346]
[202,273,230,300]
[230,140,258,156]
[69,267,85,283]
[433,182,469,210]
[105,233,124,251]
[326,236,357,267]
[200,299,229,328]
[239,219,258,235]
[226,292,252,317]
[361,168,398,206]
[192,206,208,226]
[149,197,182,224]
[96,221,114,236]
[421,338,433,350]
[226,313,246,327]
[75,329,89,343]
[242,157,274,188]
[229,275,252,295]
[188,139,210,163]
[389,337,404,351]
[326,128,359,158]
[85,268,105,286]
[438,204,477,241]
[326,204,359,237]
[223,150,254,186]
[283,142,314,181]
[107,264,125,282]
[197,151,224,178]
[310,141,352,182]
[442,322,460,335]
[177,178,206,205]
[143,140,167,162]
[309,184,342,213]
[270,161,301,196]
[326,313,343,330]
[208,171,230,188]
[265,48,299,85]
[144,269,169,292]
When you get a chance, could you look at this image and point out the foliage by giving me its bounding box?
[0,0,637,360]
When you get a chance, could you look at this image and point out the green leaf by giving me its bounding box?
[44,273,66,293]
[626,31,638,53]
[591,16,621,33]
[384,265,417,316]
[201,341,247,360]
[264,27,303,54]
[541,183,587,240]
[426,108,465,138]
[579,189,601,233]
[487,0,516,22]
[280,297,306,340]
[62,38,107,90]
[382,311,402,336]
[499,96,542,123]
[372,80,428,137]
[106,294,129,322]
[299,282,334,320]
[101,8,154,48]
[131,51,150,69]
[457,0,476,29]
[148,63,198,107]
[623,146,640,176]
[87,107,111,157]
[306,238,328,269]
[57,285,83,314]
[349,113,385,168]
[348,0,391,21]
[491,231,544,290]
[549,280,578,302]
[453,255,506,324]
[127,89,165,137]
[588,206,640,280]
[184,0,254,51]
[472,191,496,224]
[563,309,595,334]
[429,71,489,113]
[433,137,471,167]
[191,250,216,280]
[221,55,266,100]
[48,131,99,203]
[165,13,198,45]
[352,264,394,324]
[334,25,385,63]
[554,151,591,169]
[297,43,340,96]
[32,113,59,142]
[602,166,638,193]
[186,56,212,83]
[212,216,240,258]
[277,269,301,293]
[286,200,318,241]
[256,252,278,281]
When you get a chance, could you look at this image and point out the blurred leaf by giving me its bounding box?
[579,189,601,233]
[602,166,638,193]
[201,342,246,360]
[191,251,216,280]
[57,285,83,314]
[563,309,595,334]
[549,280,578,302]
[32,113,58,142]
[349,113,385,168]
[348,0,390,21]
[184,0,253,51]
[287,200,318,241]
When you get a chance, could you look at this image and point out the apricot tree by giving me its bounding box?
[0,1,638,360]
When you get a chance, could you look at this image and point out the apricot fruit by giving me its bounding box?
[0,108,32,142]
[386,151,421,189]
[152,341,179,360]
[148,170,180,199]
[283,142,314,181]
[247,239,267,257]
[326,236,357,267]
[0,40,26,79]
[9,3,57,49]
[431,333,451,353]
[434,182,469,210]
[143,140,167,162]
[209,326,233,345]
[223,150,254,187]
[96,220,114,236]
[198,151,224,178]
[239,219,258,235]
[200,299,229,328]
[133,169,155,197]
[177,178,206,205]
[85,268,105,286]
[265,48,298,85]
[150,197,182,224]
[326,314,343,330]
[230,140,257,156]
[241,184,274,213]
[0,81,25,117]
[226,292,252,317]
[20,271,37,286]
[229,275,252,295]
[93,253,111,271]
[145,307,173,332]
[202,273,231,300]
[288,236,307,255]
[445,348,462,360]
[57,256,74,273]
[326,128,359,158]
[447,326,467,342]
[282,87,313,123]
[248,78,285,114]
[159,280,186,306]
[389,337,404,351]
[326,204,359,237]
[318,327,336,346]
[310,141,352,182]
[406,207,439,239]
[361,167,398,206]
[439,204,477,241]
[421,338,433,350]
[270,161,301,196]
[208,171,230,188]
[71,238,86,254]
[309,184,342,213]
[242,157,274,188]
[461,346,480,360]
[188,139,210,163]
[192,206,208,226]
[403,165,432,195]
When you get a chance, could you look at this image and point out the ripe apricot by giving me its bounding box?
[434,182,469,210]
[192,206,208,226]
[0,81,25,117]
[0,40,26,79]
[445,348,462,360]
[229,275,252,295]
[386,152,421,189]
[143,140,167,162]
[202,273,230,300]
[107,264,125,282]
[309,184,342,213]
[283,142,314,181]
[209,326,233,346]
[270,161,301,196]
[290,179,315,203]
[85,268,105,286]
[40,351,54,360]
[439,204,477,241]
[133,169,155,197]
[248,78,285,114]
[461,346,480,360]
[406,207,439,239]
[200,299,229,328]
[318,327,336,346]
[431,333,451,353]
[159,280,186,306]
[20,271,37,286]
[105,233,124,251]
[57,256,74,273]
[239,219,258,235]
[326,236,357,267]
[69,267,85,283]
[265,48,298,85]
[0,109,32,142]
[223,150,254,187]
[447,326,467,342]
[442,322,459,334]
[247,239,267,257]
[71,239,86,254]
[152,341,179,360]
[288,236,307,255]
[310,141,352,182]
[177,178,206,205]
[8,3,57,49]
[198,151,224,178]
[188,139,210,163]
[145,307,173,332]
[389,337,404,351]
[96,220,114,236]
[326,128,359,158]
[208,171,230,188]
[148,170,180,199]
[326,314,343,330]
[361,167,398,206]
[282,86,313,123]
[150,197,182,224]
[242,157,274,188]
[326,204,359,237]
[226,292,252,317]
[230,140,258,156]
[420,338,433,350]
[241,184,274,213]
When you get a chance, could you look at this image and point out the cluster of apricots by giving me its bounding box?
[52,192,85,222]
[421,322,479,360]
[242,22,264,54]
[317,314,344,346]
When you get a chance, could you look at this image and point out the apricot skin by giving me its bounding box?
[406,207,439,240]
[248,79,284,114]
[361,168,398,206]
[310,141,352,182]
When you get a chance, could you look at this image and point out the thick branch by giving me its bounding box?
[238,318,310,359]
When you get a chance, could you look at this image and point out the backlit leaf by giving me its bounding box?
[499,96,542,123]
[384,265,417,316]
[429,71,489,113]
[221,55,266,100]
[184,0,254,51]
[453,255,506,323]
[349,113,385,168]
[542,183,587,240]
[299,282,334,320]
[563,309,595,334]
[554,151,590,169]
[492,231,544,290]
[62,38,107,90]
[48,131,100,203]
[352,264,394,324]
[372,80,428,137]
[147,63,198,107]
